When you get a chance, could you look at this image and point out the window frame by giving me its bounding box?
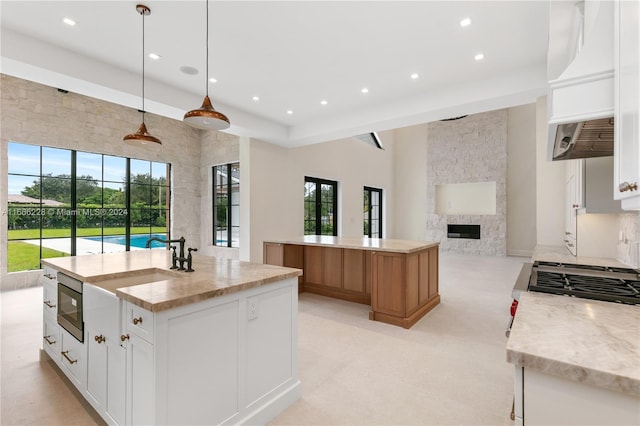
[364,186,383,238]
[212,162,240,248]
[304,176,338,236]
[7,142,171,271]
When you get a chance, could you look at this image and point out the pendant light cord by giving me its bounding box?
[142,8,146,124]
[206,0,209,97]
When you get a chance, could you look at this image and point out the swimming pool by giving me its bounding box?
[83,233,167,248]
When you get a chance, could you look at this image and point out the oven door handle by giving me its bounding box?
[505,316,514,338]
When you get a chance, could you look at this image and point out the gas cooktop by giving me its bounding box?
[529,261,640,305]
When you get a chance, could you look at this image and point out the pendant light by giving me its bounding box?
[124,4,161,146]
[183,0,230,130]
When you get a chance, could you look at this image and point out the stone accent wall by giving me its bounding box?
[425,110,507,256]
[0,75,239,290]
[617,213,640,268]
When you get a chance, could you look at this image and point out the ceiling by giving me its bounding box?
[1,1,550,148]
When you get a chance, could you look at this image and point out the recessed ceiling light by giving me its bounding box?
[460,18,471,27]
[411,73,419,80]
[62,17,76,26]
[209,77,217,83]
[474,53,485,61]
[148,53,161,60]
[287,110,293,115]
[320,100,328,105]
[361,88,369,94]
[180,66,198,75]
[252,96,260,101]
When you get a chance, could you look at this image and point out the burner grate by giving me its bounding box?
[531,270,640,305]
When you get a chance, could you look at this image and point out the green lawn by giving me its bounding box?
[7,227,167,272]
[7,241,69,272]
[8,227,167,239]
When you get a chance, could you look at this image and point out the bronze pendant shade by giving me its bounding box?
[183,0,230,131]
[124,4,161,146]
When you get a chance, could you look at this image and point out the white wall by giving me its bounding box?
[245,133,395,263]
[536,96,565,246]
[393,124,428,241]
[507,103,538,256]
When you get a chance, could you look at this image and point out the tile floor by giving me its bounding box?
[0,252,526,425]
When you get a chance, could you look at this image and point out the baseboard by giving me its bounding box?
[507,249,533,258]
[238,379,302,425]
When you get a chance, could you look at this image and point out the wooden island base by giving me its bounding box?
[264,237,440,329]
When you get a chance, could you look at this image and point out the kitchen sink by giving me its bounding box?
[89,268,184,293]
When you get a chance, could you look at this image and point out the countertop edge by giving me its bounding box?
[264,239,439,253]
[506,347,640,398]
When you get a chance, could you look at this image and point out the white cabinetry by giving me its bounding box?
[614,0,640,209]
[520,367,640,425]
[84,284,126,425]
[42,266,60,361]
[565,160,582,255]
[124,278,300,425]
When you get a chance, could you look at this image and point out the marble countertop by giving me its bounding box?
[265,236,439,253]
[506,292,640,397]
[532,245,629,268]
[42,250,302,312]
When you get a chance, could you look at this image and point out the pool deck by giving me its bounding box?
[21,237,148,255]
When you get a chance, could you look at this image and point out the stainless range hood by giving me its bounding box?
[547,1,614,161]
[551,117,614,160]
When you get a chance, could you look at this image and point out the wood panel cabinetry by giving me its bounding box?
[370,246,439,328]
[264,240,439,328]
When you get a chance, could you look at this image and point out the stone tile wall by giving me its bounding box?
[425,110,507,256]
[0,75,239,290]
[617,213,640,268]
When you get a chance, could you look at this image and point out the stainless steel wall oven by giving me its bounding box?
[57,272,84,342]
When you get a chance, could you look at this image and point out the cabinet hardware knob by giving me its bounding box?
[120,334,130,342]
[619,182,639,192]
[572,204,579,208]
[43,274,56,280]
[133,317,143,325]
[43,300,56,308]
[43,335,56,345]
[61,350,78,365]
[94,335,106,344]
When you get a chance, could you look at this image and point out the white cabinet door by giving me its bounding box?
[127,333,154,426]
[43,317,61,362]
[86,327,108,412]
[105,343,126,426]
[614,0,640,209]
[43,280,58,321]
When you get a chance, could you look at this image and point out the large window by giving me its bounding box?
[7,142,171,272]
[212,162,239,248]
[364,186,382,238]
[304,177,337,236]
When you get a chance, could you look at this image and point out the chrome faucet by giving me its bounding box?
[145,236,193,271]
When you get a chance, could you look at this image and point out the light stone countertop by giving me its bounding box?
[42,250,302,312]
[265,236,439,253]
[532,244,629,268]
[506,292,640,397]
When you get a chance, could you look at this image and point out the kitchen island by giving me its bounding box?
[41,250,302,425]
[506,292,640,425]
[263,236,440,328]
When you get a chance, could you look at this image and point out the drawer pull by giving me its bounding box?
[133,317,143,325]
[61,350,78,365]
[121,334,130,342]
[43,273,56,280]
[43,300,56,308]
[619,181,639,192]
[94,335,106,344]
[43,335,56,345]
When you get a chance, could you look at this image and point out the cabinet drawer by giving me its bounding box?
[60,328,86,390]
[43,318,61,361]
[42,266,58,283]
[43,280,58,320]
[127,303,154,343]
